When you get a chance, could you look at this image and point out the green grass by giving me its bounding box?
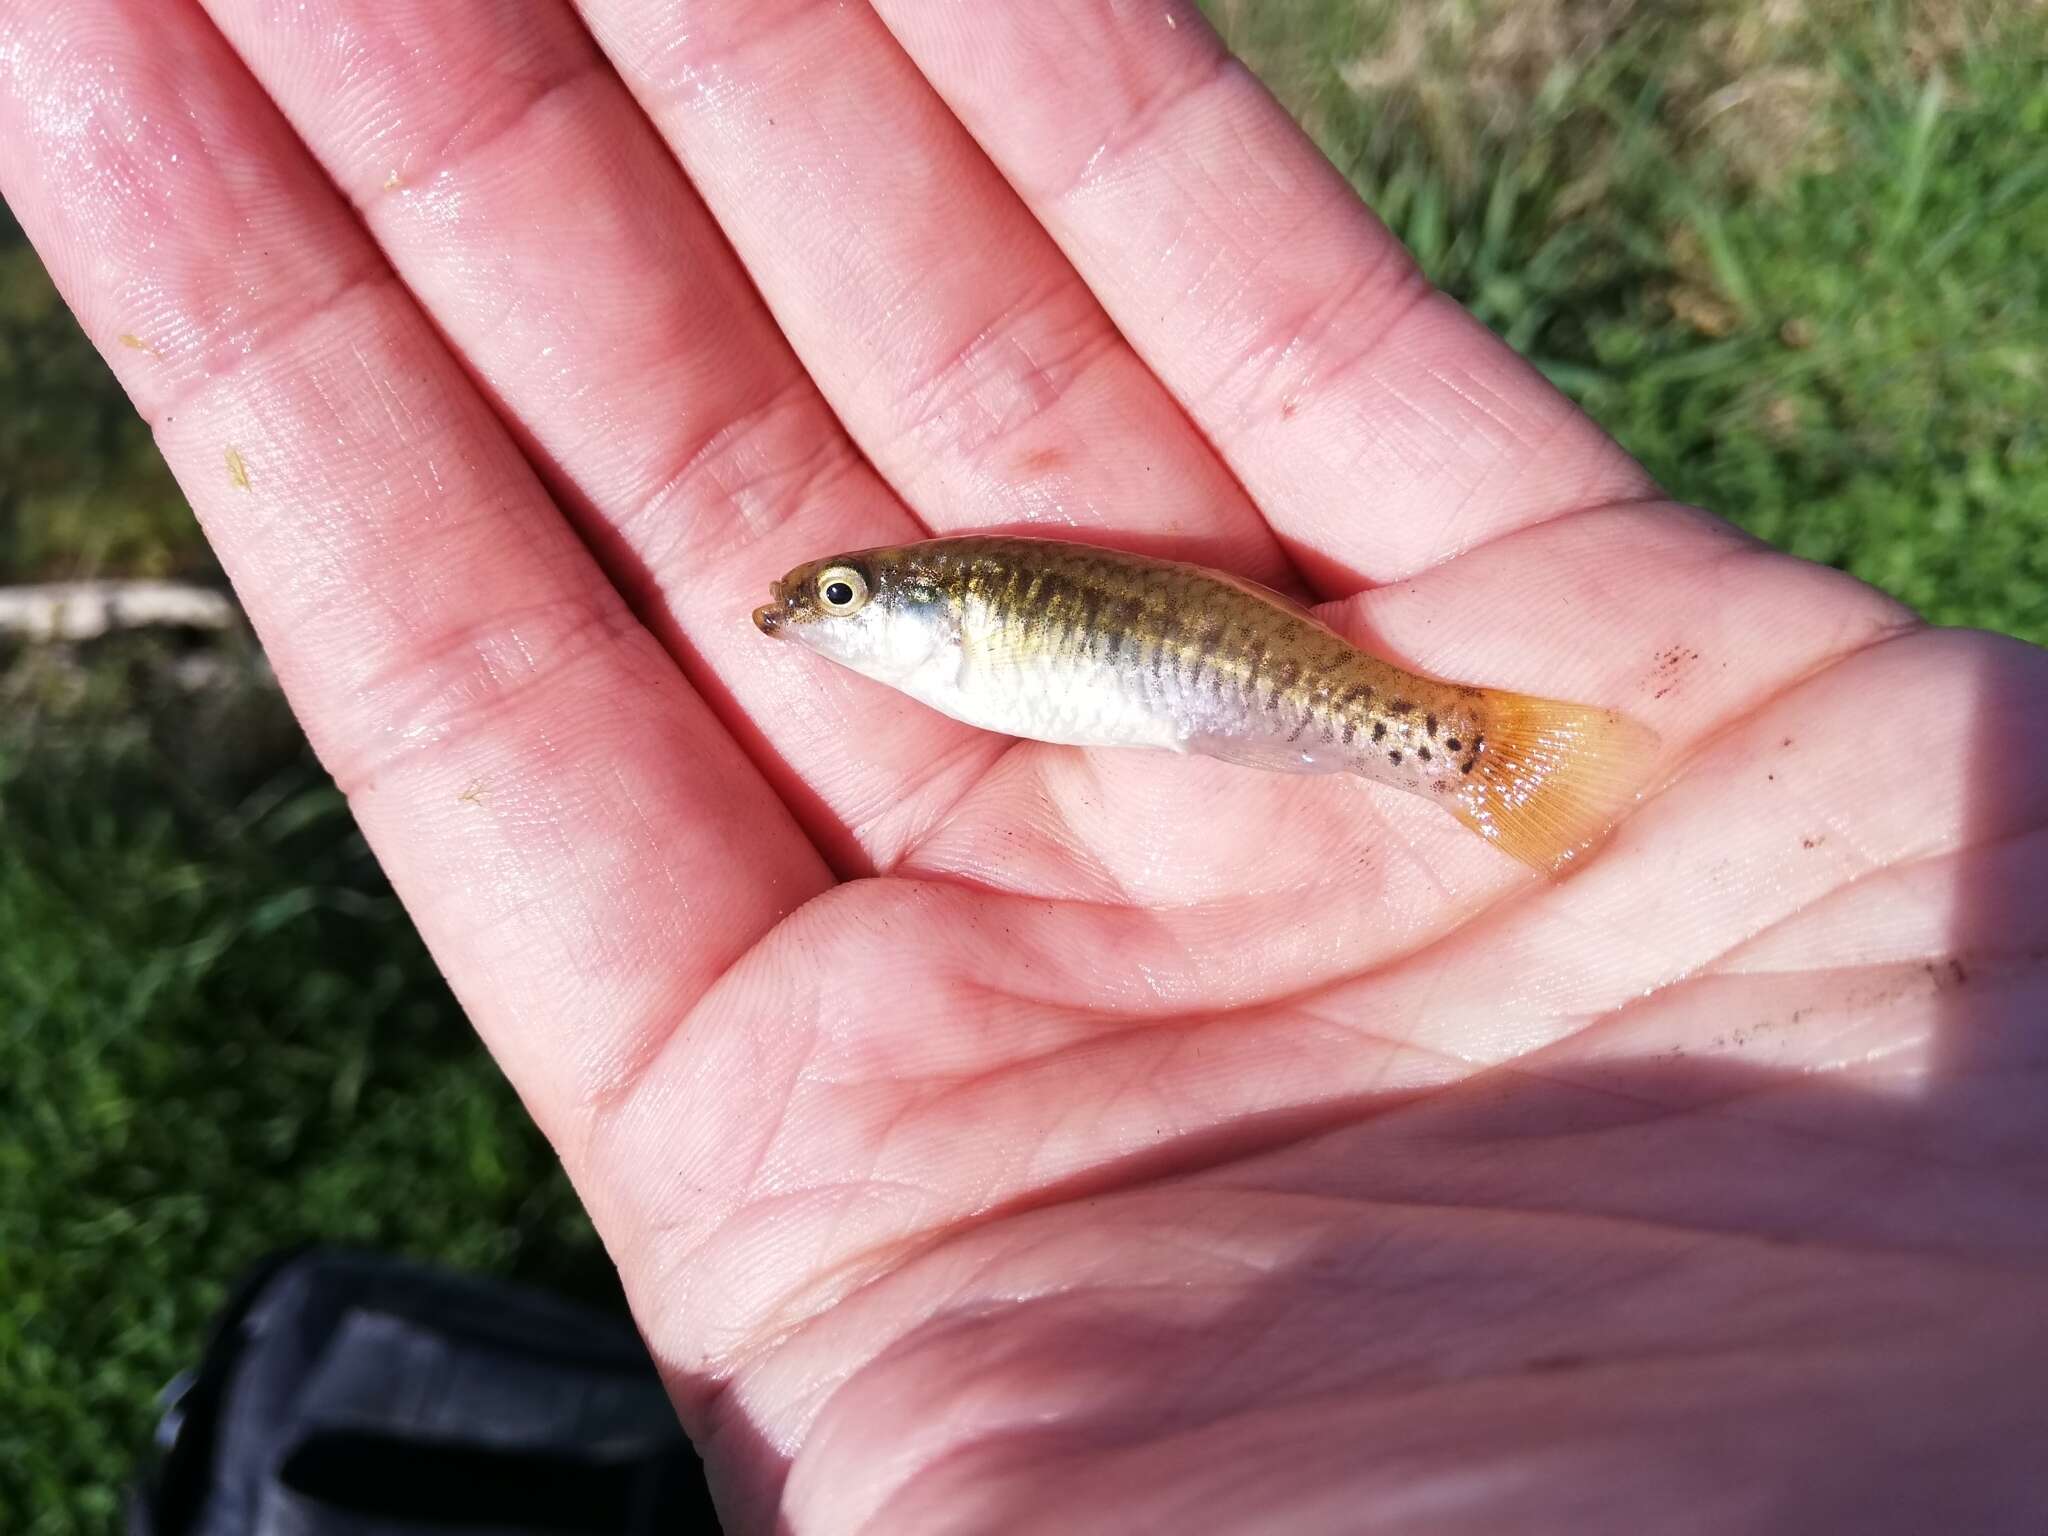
[4,3,2047,1530]
[1210,0,2048,639]
[0,207,210,584]
[0,637,609,1533]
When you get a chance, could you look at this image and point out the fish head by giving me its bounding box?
[753,547,959,685]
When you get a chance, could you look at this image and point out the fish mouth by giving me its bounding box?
[753,580,786,636]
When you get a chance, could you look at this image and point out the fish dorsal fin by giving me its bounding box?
[1207,569,1347,640]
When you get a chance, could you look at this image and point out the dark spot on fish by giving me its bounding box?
[1425,714,1438,737]
[1267,658,1302,709]
[1332,683,1373,742]
[1416,746,1431,762]
[1472,734,1485,755]
[1445,737,1461,752]
[1243,638,1269,702]
[1390,697,1414,715]
[1372,720,1387,743]
[1388,749,1403,765]
[1076,584,1104,654]
[1460,757,1477,774]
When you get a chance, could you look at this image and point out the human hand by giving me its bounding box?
[5,1,2045,1530]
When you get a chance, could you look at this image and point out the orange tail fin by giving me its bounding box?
[1449,693,1660,873]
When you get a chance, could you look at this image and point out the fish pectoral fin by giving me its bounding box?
[955,619,1038,692]
[1184,733,1348,775]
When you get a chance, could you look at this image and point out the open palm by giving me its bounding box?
[7,0,2046,1530]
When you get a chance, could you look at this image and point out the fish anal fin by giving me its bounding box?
[1185,733,1348,775]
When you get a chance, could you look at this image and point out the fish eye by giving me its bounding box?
[816,566,869,614]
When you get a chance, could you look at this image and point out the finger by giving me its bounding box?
[567,0,1299,592]
[0,0,829,1137]
[868,0,1660,586]
[195,0,1007,870]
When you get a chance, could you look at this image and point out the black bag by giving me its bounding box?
[127,1247,719,1535]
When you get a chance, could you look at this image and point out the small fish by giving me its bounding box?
[754,537,1658,871]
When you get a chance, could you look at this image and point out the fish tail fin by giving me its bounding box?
[1448,693,1661,873]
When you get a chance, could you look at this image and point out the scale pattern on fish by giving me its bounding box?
[754,536,1658,871]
